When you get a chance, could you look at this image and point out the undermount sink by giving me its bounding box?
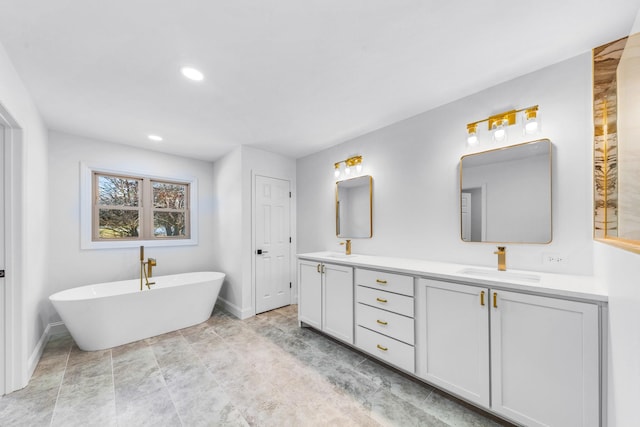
[324,253,358,259]
[457,268,541,284]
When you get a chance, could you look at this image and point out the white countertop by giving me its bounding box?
[297,252,608,303]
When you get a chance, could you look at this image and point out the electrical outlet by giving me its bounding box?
[542,253,567,265]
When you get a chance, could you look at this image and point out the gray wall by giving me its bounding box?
[212,146,296,318]
[297,53,593,275]
[47,131,217,322]
[0,40,49,386]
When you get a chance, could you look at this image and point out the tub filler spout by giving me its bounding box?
[139,246,156,290]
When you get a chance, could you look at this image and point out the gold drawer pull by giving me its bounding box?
[480,291,485,306]
[493,292,498,308]
[376,319,388,326]
[376,279,388,284]
[376,297,388,303]
[376,344,388,352]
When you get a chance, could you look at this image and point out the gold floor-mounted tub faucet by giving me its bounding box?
[139,246,157,290]
[494,246,506,271]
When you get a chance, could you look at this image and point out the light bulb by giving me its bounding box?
[345,166,351,175]
[523,107,540,135]
[356,163,362,173]
[525,121,539,134]
[334,163,341,178]
[466,123,479,146]
[492,119,507,142]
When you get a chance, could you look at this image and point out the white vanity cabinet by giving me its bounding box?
[490,289,600,427]
[298,260,354,344]
[417,278,601,427]
[297,253,606,426]
[417,279,490,407]
[354,268,415,372]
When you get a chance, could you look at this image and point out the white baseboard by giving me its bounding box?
[49,321,68,337]
[27,325,49,380]
[215,297,254,320]
[27,322,68,381]
[27,323,50,379]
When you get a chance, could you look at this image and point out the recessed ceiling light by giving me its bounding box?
[148,134,163,142]
[181,67,204,81]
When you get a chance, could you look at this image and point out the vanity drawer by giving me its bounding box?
[356,326,415,373]
[356,285,414,317]
[356,268,414,297]
[356,303,414,345]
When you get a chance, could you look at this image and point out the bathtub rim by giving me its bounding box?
[49,271,226,302]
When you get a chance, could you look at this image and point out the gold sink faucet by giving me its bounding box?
[139,246,157,290]
[494,246,506,271]
[340,239,352,255]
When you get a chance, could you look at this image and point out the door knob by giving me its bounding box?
[256,249,269,255]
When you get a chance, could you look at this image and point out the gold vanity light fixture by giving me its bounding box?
[466,105,540,145]
[334,155,363,179]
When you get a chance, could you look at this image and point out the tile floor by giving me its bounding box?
[0,305,512,426]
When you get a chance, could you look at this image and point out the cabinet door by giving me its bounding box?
[490,290,600,427]
[419,279,490,407]
[323,263,354,343]
[298,260,322,329]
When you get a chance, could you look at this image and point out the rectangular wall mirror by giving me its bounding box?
[460,139,552,243]
[336,175,372,238]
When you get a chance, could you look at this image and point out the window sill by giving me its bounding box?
[81,237,198,250]
[594,237,640,255]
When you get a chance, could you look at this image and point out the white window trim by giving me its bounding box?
[80,162,199,249]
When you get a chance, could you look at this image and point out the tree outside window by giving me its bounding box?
[93,172,190,241]
[152,181,188,237]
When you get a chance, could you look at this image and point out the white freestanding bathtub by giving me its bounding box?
[49,271,225,351]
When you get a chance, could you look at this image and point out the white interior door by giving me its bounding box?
[1,124,6,396]
[255,175,291,314]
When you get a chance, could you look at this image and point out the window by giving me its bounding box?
[81,163,198,249]
[151,180,189,238]
[94,174,142,239]
[93,172,190,241]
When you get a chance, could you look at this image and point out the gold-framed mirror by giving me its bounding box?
[460,139,552,244]
[336,175,372,238]
[593,33,640,253]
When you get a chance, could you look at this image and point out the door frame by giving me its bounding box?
[0,105,26,395]
[251,172,295,315]
[461,192,471,241]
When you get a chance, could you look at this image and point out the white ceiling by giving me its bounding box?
[0,1,638,161]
